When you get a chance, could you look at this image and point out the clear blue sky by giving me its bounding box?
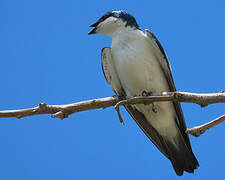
[1,0,225,179]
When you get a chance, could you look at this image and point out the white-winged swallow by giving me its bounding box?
[89,10,199,176]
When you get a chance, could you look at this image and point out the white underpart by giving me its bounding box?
[111,28,178,137]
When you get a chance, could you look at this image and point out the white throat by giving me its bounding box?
[110,26,140,39]
[110,28,144,49]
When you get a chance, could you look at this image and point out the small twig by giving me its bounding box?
[114,104,125,125]
[186,114,225,137]
[52,111,68,120]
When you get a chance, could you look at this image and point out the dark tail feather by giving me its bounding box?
[164,135,199,176]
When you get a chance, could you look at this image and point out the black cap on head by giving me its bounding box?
[88,10,140,35]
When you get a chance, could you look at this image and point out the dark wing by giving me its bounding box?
[145,29,191,149]
[145,29,199,175]
[145,29,198,174]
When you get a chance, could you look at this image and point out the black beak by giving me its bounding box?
[88,27,97,35]
[88,21,99,35]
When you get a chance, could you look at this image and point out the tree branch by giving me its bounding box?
[186,114,225,137]
[0,97,119,119]
[1,91,225,137]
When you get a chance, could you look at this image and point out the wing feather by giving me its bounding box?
[101,47,125,96]
[145,29,191,149]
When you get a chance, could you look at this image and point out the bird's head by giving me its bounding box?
[88,10,140,37]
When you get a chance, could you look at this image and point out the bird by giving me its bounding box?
[88,10,199,176]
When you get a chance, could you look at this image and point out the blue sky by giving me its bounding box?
[0,0,225,179]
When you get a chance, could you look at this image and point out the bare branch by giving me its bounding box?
[186,114,225,137]
[1,91,225,137]
[0,97,119,119]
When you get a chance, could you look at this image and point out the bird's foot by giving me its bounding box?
[151,103,157,113]
[141,91,153,106]
[113,94,126,101]
[142,91,153,96]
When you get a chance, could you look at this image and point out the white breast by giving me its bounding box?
[111,30,169,98]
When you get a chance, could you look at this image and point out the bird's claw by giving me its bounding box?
[142,91,153,96]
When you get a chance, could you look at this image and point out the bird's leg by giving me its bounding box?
[141,91,153,105]
[141,91,157,113]
[151,103,157,113]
